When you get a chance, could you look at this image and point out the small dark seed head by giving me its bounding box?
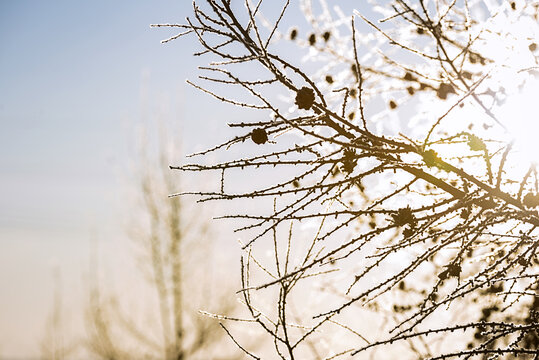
[290,28,298,40]
[461,71,473,80]
[403,72,415,81]
[447,264,461,277]
[436,83,456,100]
[467,134,486,151]
[295,87,315,110]
[322,31,331,42]
[251,128,268,144]
[403,227,414,238]
[351,64,358,79]
[391,206,416,227]
[308,33,316,46]
[341,148,357,173]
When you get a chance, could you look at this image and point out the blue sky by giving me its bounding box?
[0,1,220,356]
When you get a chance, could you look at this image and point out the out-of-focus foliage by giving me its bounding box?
[84,130,240,360]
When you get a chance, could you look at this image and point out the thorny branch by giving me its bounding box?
[155,0,539,358]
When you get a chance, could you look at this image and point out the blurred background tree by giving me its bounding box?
[40,268,77,360]
[84,126,240,360]
[39,124,242,360]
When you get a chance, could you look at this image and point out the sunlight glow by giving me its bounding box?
[497,74,539,165]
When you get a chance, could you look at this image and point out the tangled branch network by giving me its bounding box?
[154,0,539,358]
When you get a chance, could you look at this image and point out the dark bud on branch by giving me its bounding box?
[438,264,461,280]
[351,64,358,80]
[391,206,417,227]
[462,71,473,80]
[322,31,331,42]
[341,148,357,173]
[436,83,456,100]
[295,87,315,110]
[403,227,414,238]
[467,134,486,151]
[308,33,316,46]
[447,263,461,277]
[403,72,416,81]
[289,28,298,41]
[251,128,268,145]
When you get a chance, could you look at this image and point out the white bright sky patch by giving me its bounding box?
[497,75,539,164]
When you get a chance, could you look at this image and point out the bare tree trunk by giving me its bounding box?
[168,195,184,360]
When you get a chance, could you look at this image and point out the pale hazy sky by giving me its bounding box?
[0,1,230,357]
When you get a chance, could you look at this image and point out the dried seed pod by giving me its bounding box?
[289,28,298,41]
[391,206,416,227]
[308,33,316,46]
[322,31,331,42]
[351,64,358,79]
[462,71,473,80]
[403,227,414,238]
[251,128,268,144]
[447,264,461,277]
[436,83,456,100]
[341,148,357,173]
[467,134,486,151]
[403,72,416,81]
[295,87,315,110]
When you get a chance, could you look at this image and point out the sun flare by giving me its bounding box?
[498,75,539,165]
